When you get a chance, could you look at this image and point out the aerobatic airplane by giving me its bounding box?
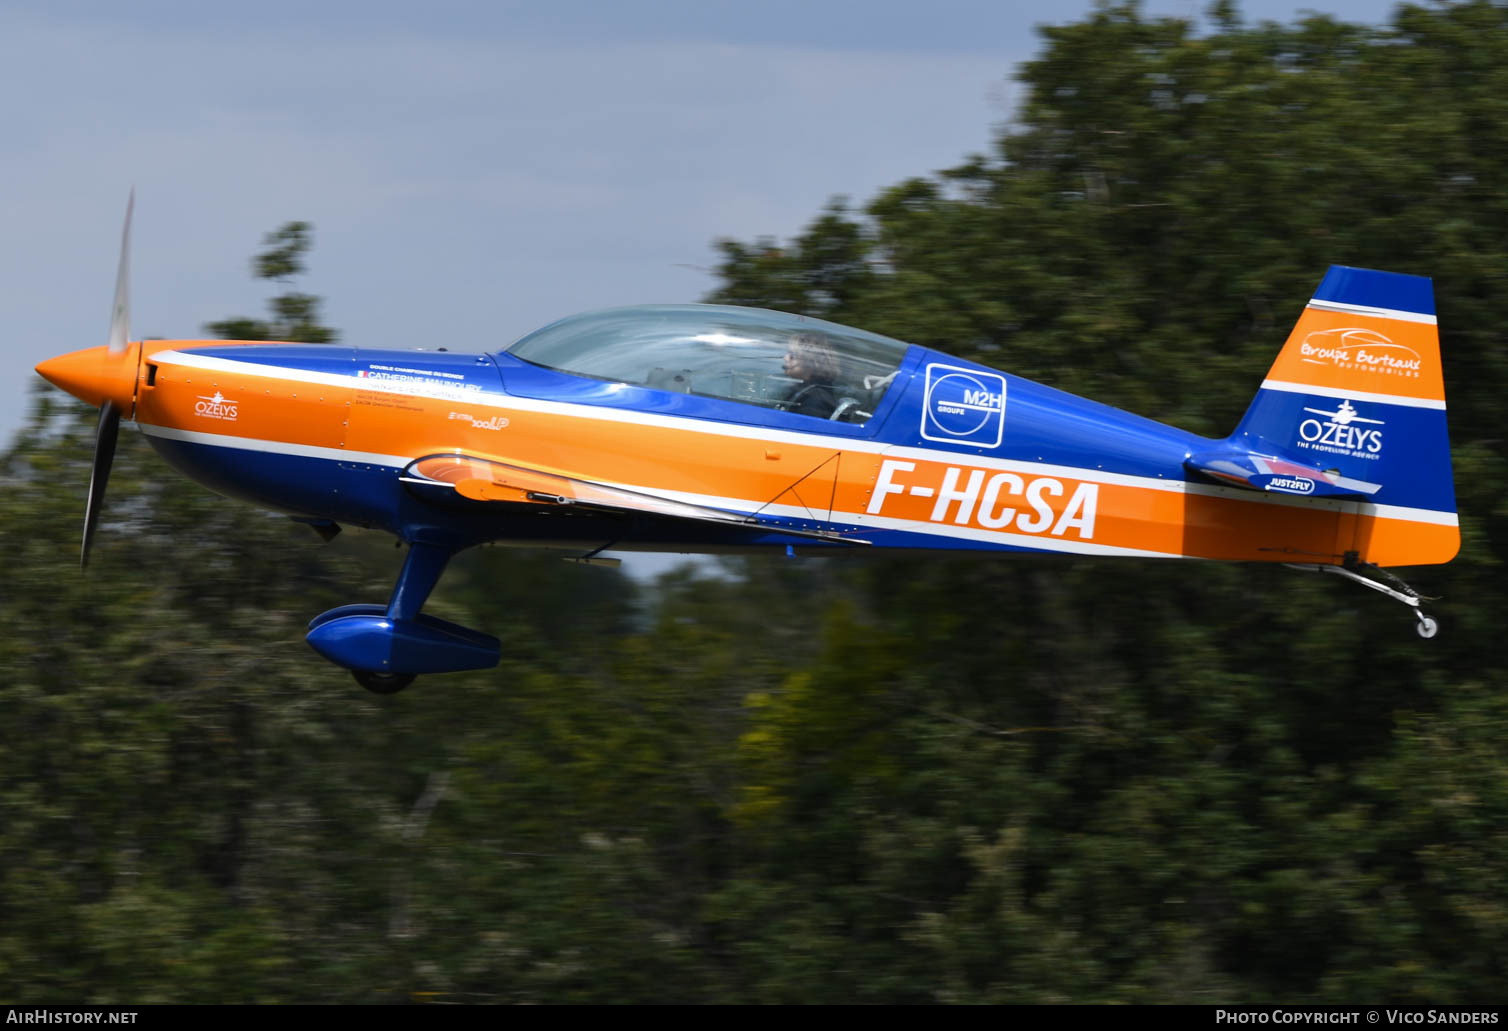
[36,198,1458,692]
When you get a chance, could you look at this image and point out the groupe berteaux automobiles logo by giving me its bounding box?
[1299,327,1422,378]
[193,391,238,421]
[921,363,1006,446]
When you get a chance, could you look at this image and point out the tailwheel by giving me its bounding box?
[354,670,416,695]
[1286,553,1440,641]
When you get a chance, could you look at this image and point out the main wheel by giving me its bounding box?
[1416,615,1439,639]
[354,669,417,695]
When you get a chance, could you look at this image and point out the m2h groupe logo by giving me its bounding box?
[921,364,1006,446]
[1300,327,1422,380]
[1296,399,1383,461]
[193,391,238,421]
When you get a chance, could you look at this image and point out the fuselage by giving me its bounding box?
[111,302,1451,567]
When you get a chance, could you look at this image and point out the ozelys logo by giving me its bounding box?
[1296,399,1384,461]
[921,364,1006,446]
[194,391,238,421]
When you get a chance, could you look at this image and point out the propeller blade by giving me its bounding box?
[75,192,136,568]
[106,190,133,355]
[81,401,121,569]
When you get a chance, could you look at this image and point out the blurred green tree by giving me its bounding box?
[205,221,338,343]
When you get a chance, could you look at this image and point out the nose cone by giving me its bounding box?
[36,342,140,411]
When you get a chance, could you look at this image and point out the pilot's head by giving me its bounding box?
[784,331,839,383]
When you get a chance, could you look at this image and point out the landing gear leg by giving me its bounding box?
[388,541,452,624]
[1286,552,1439,639]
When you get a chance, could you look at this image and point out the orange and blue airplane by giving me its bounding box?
[36,198,1458,693]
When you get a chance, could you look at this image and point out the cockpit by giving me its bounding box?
[502,305,910,424]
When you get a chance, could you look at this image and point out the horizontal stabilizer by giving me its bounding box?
[1186,448,1381,498]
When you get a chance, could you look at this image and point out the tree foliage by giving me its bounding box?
[6,1,1508,1003]
[205,221,338,344]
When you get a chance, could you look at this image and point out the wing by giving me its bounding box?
[402,452,870,546]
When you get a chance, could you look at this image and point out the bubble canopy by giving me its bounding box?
[501,304,911,423]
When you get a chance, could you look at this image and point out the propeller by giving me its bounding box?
[79,190,135,568]
[77,191,135,568]
[34,192,144,567]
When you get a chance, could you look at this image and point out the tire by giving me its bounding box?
[354,670,417,695]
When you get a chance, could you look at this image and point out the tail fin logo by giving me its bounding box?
[1299,327,1422,380]
[1297,399,1384,459]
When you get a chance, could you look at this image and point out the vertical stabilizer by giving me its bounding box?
[1229,266,1457,565]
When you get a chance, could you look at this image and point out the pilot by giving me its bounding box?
[781,331,841,418]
